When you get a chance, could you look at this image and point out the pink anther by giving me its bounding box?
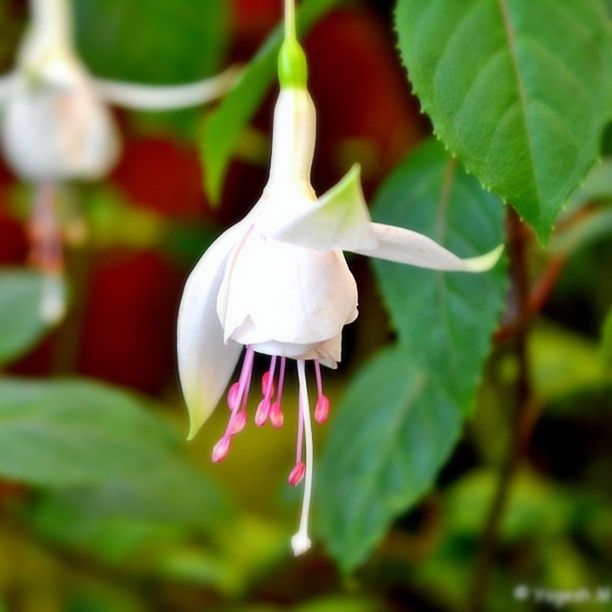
[313,361,330,424]
[228,409,247,435]
[315,395,330,424]
[255,398,271,427]
[269,401,284,428]
[288,461,305,486]
[212,436,231,463]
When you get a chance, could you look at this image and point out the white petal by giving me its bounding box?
[93,66,240,111]
[235,332,342,369]
[218,228,358,346]
[299,333,342,368]
[265,164,377,252]
[177,222,249,439]
[352,223,504,272]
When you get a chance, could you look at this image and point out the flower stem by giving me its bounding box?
[279,0,308,88]
[284,0,297,41]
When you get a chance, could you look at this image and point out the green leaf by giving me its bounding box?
[74,0,228,83]
[0,270,57,365]
[372,139,507,406]
[396,0,611,241]
[0,378,227,518]
[201,0,340,203]
[317,348,463,573]
[317,140,506,572]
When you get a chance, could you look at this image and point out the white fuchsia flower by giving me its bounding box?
[178,0,503,557]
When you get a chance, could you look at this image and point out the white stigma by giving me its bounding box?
[292,359,313,556]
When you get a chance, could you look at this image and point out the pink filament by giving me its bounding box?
[261,357,277,398]
[269,356,287,429]
[255,399,271,427]
[227,382,240,410]
[255,356,277,426]
[227,347,254,414]
[314,360,330,424]
[214,347,254,462]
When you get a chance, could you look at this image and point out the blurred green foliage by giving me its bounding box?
[74,0,229,83]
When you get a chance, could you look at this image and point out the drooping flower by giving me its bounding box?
[0,0,237,322]
[178,1,503,556]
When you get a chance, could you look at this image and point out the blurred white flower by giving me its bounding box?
[0,0,236,181]
[178,82,502,554]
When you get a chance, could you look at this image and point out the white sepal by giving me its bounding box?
[265,164,377,252]
[93,66,240,111]
[352,223,504,272]
[177,222,249,439]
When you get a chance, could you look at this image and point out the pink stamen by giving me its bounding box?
[277,357,287,402]
[314,361,324,396]
[232,347,255,413]
[212,435,231,463]
[255,356,277,426]
[268,357,287,428]
[255,398,271,427]
[228,409,247,435]
[227,382,240,410]
[314,361,331,424]
[288,461,305,486]
[262,372,275,397]
[216,347,255,461]
[261,357,277,398]
[269,402,284,428]
[315,395,330,424]
[226,348,254,412]
[291,373,305,484]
